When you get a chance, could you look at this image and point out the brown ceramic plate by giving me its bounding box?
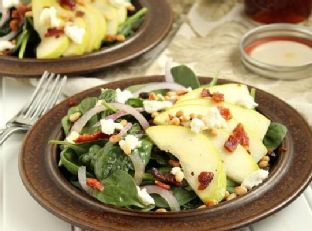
[19,76,312,231]
[0,0,173,78]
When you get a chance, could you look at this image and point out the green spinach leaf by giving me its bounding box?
[126,98,143,108]
[80,144,102,172]
[263,122,287,150]
[132,137,153,165]
[99,89,116,102]
[226,178,238,193]
[171,65,200,89]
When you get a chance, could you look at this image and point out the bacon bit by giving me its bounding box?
[59,0,76,10]
[151,168,182,187]
[155,180,171,190]
[217,106,232,120]
[11,4,31,24]
[86,178,104,191]
[201,88,212,97]
[45,27,65,38]
[75,132,108,143]
[9,20,19,32]
[224,123,249,152]
[198,171,214,190]
[75,10,85,17]
[212,92,224,103]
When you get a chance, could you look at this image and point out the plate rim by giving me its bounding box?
[19,76,312,231]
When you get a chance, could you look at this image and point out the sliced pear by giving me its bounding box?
[115,5,128,24]
[175,98,270,140]
[177,84,252,106]
[154,105,268,163]
[32,0,54,37]
[63,18,89,57]
[36,36,70,59]
[146,125,226,203]
[89,5,107,49]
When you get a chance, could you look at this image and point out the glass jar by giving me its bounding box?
[244,0,312,23]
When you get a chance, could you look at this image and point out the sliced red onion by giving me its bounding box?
[70,105,106,134]
[132,82,186,98]
[78,166,91,194]
[143,185,180,211]
[119,122,132,136]
[111,103,149,130]
[0,8,9,28]
[130,152,145,185]
[106,110,127,120]
[165,59,174,83]
[0,30,19,41]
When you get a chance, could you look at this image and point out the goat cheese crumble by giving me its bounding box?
[119,134,141,150]
[109,0,132,7]
[0,41,15,52]
[39,7,61,28]
[242,169,269,190]
[100,119,123,135]
[3,0,19,9]
[205,107,226,129]
[171,167,184,182]
[116,88,133,104]
[235,95,258,109]
[190,118,205,134]
[66,131,80,144]
[143,100,173,113]
[136,186,155,205]
[64,25,85,44]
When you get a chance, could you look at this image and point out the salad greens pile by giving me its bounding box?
[51,64,287,212]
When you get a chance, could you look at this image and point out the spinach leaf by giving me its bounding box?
[127,123,143,135]
[209,71,219,87]
[62,116,71,136]
[226,178,238,193]
[79,97,97,114]
[80,144,102,172]
[94,142,133,181]
[150,149,169,165]
[118,7,148,37]
[126,84,147,93]
[132,137,153,165]
[126,98,143,108]
[171,65,200,89]
[263,122,287,150]
[50,140,106,155]
[99,89,116,102]
[94,170,145,208]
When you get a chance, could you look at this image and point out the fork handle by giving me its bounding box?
[0,126,29,145]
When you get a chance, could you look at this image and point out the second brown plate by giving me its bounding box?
[19,76,312,231]
[0,0,173,78]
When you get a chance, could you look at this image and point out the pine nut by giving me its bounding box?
[155,208,167,213]
[226,193,237,201]
[234,186,248,196]
[69,112,81,122]
[259,160,269,168]
[109,134,122,143]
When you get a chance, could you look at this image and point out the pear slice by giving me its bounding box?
[154,104,268,163]
[146,125,226,203]
[36,36,70,59]
[177,84,252,107]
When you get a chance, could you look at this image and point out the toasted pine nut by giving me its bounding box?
[120,120,128,126]
[226,193,237,201]
[69,112,81,122]
[109,134,122,143]
[116,34,126,42]
[259,160,269,168]
[149,92,157,100]
[197,205,207,209]
[155,208,167,213]
[234,186,248,196]
[205,200,218,207]
[176,111,184,117]
[170,117,180,126]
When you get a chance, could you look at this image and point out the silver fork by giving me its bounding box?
[0,71,67,145]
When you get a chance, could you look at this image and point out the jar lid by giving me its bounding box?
[240,24,312,80]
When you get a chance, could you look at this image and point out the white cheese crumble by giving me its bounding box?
[116,88,133,104]
[136,186,155,205]
[66,131,80,144]
[119,134,141,150]
[0,41,15,52]
[190,118,205,134]
[235,95,258,109]
[242,169,269,190]
[100,119,123,135]
[39,7,61,28]
[64,25,85,44]
[204,107,226,129]
[171,167,184,182]
[3,0,19,9]
[96,100,103,106]
[143,100,173,113]
[109,0,132,7]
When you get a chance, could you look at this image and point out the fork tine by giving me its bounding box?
[23,72,55,118]
[42,75,67,115]
[30,74,60,120]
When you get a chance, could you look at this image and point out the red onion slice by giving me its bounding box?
[111,103,149,130]
[0,31,19,41]
[130,152,145,185]
[119,122,132,137]
[132,82,186,98]
[0,8,9,28]
[143,185,180,211]
[70,105,106,134]
[165,59,174,83]
[78,166,91,194]
[106,110,127,120]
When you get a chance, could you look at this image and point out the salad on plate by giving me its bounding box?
[0,0,147,59]
[50,64,287,212]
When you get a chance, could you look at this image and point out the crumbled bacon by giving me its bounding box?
[9,20,19,32]
[59,0,76,10]
[151,168,182,187]
[217,106,232,120]
[201,88,212,97]
[45,27,65,38]
[198,171,214,190]
[75,132,108,143]
[86,178,104,191]
[211,92,224,103]
[224,123,249,152]
[155,180,171,190]
[75,10,85,17]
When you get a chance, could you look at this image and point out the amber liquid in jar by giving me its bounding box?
[245,0,312,23]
